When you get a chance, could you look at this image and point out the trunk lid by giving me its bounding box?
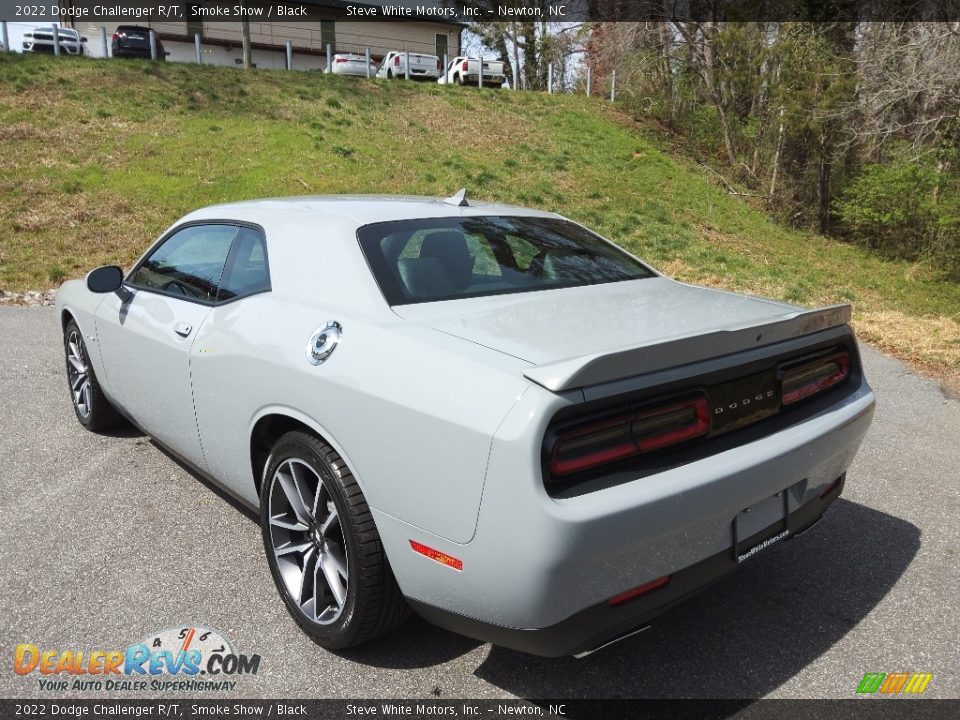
[393,277,851,391]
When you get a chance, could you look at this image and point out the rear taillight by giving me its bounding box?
[436,58,442,70]
[781,351,849,406]
[394,54,400,65]
[462,60,469,71]
[548,395,710,477]
[335,57,347,63]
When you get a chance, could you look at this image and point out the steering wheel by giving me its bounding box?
[162,280,195,297]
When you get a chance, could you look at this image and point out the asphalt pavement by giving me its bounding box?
[1,306,957,700]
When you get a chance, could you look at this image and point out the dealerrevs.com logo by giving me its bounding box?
[856,672,933,696]
[13,625,261,692]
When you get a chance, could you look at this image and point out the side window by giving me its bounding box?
[131,224,237,303]
[217,226,270,302]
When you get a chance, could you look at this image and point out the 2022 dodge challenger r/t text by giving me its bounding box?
[56,193,875,657]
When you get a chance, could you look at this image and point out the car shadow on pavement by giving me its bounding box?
[471,498,919,701]
[98,422,146,439]
[336,615,484,669]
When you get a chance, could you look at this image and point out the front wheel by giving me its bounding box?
[63,319,123,431]
[261,431,409,649]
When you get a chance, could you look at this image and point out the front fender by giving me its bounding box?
[55,278,110,388]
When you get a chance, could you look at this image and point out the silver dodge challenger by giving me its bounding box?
[56,192,876,657]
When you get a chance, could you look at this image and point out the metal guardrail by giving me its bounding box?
[0,20,617,100]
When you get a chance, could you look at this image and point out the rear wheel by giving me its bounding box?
[261,431,409,649]
[63,319,123,431]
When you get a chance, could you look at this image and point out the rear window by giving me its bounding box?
[357,216,655,305]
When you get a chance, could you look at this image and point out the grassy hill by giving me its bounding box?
[1,52,957,390]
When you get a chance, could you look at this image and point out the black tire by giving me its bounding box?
[457,73,466,86]
[63,318,123,432]
[260,431,409,650]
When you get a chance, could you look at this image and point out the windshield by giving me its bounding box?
[357,215,655,305]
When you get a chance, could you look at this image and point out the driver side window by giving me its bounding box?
[131,224,238,303]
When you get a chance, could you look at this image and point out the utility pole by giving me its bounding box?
[241,5,252,70]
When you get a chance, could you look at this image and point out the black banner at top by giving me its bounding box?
[1,0,959,23]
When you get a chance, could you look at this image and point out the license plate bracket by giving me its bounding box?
[732,488,791,563]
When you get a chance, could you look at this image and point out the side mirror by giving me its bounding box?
[81,37,88,43]
[86,265,124,293]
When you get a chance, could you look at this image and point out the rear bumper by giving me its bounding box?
[113,46,152,58]
[377,375,875,654]
[408,477,843,657]
[463,74,505,84]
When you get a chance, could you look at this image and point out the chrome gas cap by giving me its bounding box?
[306,321,342,365]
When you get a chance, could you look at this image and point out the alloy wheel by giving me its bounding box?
[66,329,92,419]
[267,459,349,625]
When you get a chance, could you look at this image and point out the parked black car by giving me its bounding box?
[111,26,166,60]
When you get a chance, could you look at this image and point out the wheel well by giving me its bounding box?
[61,309,75,330]
[250,414,317,498]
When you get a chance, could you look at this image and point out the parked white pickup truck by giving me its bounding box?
[439,57,507,87]
[377,50,441,81]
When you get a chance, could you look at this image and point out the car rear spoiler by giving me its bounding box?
[523,304,852,392]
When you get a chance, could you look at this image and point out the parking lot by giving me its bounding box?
[1,305,957,700]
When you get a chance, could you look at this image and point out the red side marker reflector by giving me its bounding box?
[409,540,463,571]
[608,575,671,607]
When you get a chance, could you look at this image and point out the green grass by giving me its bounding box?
[0,53,958,383]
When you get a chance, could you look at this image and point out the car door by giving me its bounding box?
[189,225,273,501]
[94,223,239,470]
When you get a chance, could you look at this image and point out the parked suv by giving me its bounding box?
[23,26,86,56]
[111,26,166,60]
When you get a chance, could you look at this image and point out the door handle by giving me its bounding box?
[174,322,193,337]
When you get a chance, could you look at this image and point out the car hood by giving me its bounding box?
[392,277,798,366]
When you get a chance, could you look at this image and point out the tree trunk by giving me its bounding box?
[817,129,832,234]
[701,26,737,167]
[511,21,522,90]
[658,22,674,124]
[769,105,785,197]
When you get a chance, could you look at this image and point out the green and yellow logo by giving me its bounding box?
[856,672,933,695]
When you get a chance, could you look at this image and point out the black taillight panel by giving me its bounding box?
[542,334,861,494]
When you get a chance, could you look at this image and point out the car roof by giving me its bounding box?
[182,195,563,227]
